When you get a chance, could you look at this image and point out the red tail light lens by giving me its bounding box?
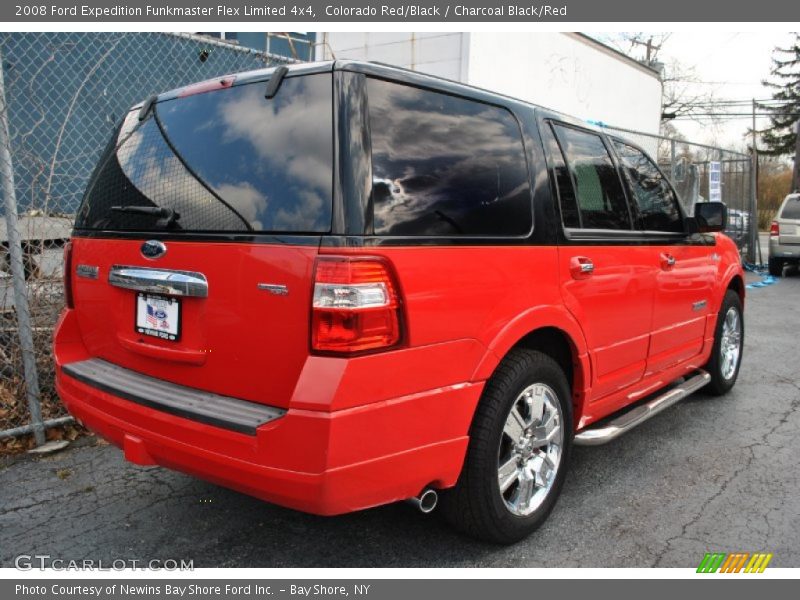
[770,221,780,237]
[63,241,74,309]
[311,256,403,354]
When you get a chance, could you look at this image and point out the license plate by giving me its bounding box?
[135,293,181,341]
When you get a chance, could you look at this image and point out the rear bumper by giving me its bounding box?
[54,311,483,516]
[768,239,800,260]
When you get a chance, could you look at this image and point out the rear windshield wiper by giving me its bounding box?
[264,65,289,99]
[110,205,180,229]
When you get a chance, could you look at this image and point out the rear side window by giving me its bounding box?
[611,140,684,233]
[366,78,532,236]
[552,124,632,230]
[780,197,800,219]
[76,74,333,233]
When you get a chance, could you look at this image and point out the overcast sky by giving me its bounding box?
[591,31,797,150]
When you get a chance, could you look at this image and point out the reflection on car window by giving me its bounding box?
[612,140,683,233]
[552,125,632,230]
[159,74,332,232]
[76,74,333,233]
[367,78,532,236]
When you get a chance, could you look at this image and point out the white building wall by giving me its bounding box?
[467,33,663,134]
[316,32,662,135]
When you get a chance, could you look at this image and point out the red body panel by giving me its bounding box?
[55,231,743,515]
[558,245,656,400]
[647,243,717,375]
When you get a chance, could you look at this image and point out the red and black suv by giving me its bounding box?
[55,61,744,543]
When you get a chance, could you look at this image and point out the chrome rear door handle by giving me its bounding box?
[569,256,594,280]
[660,253,677,270]
[108,265,208,298]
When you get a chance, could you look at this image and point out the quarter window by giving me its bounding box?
[612,140,684,233]
[367,78,532,236]
[552,124,632,230]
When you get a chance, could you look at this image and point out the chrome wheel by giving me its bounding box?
[720,306,742,380]
[497,383,564,517]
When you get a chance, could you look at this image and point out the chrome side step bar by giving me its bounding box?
[574,370,711,446]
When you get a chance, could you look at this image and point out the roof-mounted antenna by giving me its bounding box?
[138,95,157,121]
[264,65,289,99]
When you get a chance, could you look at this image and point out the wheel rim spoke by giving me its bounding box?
[527,389,545,424]
[504,404,529,440]
[532,454,555,487]
[498,456,520,493]
[530,421,560,447]
[513,472,535,511]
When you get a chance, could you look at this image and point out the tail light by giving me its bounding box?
[770,221,780,237]
[311,256,404,354]
[63,241,74,309]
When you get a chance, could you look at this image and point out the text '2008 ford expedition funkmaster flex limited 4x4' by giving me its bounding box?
[54,61,744,544]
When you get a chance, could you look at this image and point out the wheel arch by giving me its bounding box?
[726,272,745,305]
[471,307,591,427]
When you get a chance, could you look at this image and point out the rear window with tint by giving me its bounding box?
[75,73,333,233]
[780,197,800,220]
[366,78,532,236]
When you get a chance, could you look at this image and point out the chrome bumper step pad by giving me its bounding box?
[63,358,285,435]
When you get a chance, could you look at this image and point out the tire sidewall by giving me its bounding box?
[709,291,744,392]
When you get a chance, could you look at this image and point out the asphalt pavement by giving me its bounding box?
[1,269,799,568]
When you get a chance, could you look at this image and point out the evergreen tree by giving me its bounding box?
[760,33,800,156]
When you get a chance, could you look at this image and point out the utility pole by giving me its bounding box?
[628,34,665,65]
[793,120,800,192]
[749,99,759,264]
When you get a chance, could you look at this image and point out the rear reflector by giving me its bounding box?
[311,256,403,354]
[770,221,780,237]
[63,241,74,309]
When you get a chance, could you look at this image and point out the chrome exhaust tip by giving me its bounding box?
[406,488,438,514]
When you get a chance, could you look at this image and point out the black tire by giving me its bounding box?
[440,348,572,544]
[768,257,783,277]
[703,289,744,396]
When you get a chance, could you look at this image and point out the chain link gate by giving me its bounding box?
[0,32,295,447]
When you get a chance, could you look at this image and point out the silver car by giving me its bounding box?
[769,192,800,276]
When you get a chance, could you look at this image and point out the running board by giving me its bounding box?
[574,370,711,446]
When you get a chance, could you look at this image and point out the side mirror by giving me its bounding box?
[693,202,727,233]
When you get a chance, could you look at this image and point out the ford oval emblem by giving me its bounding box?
[141,240,167,260]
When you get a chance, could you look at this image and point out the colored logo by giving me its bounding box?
[146,304,168,329]
[141,240,167,259]
[697,552,773,573]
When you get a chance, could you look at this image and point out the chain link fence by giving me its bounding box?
[0,32,294,448]
[602,124,757,259]
[0,33,758,449]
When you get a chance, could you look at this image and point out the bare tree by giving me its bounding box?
[591,33,723,126]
